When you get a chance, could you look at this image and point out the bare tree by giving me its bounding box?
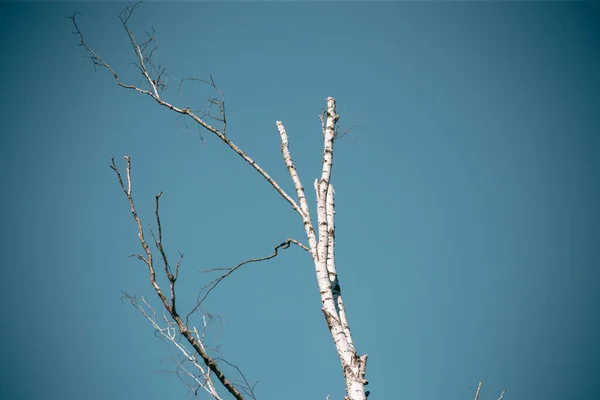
[70,3,504,400]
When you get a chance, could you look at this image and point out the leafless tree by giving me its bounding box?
[69,3,505,400]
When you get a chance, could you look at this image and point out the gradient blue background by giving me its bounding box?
[1,2,599,400]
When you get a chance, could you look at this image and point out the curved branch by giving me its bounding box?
[186,238,310,322]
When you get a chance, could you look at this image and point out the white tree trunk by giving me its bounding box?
[278,98,367,400]
[72,8,368,397]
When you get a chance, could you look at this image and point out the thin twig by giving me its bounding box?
[121,293,222,399]
[186,238,309,322]
[215,358,260,400]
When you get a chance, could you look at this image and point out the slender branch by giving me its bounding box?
[110,157,246,400]
[152,191,177,313]
[215,358,260,400]
[70,10,301,216]
[179,76,227,135]
[276,121,319,259]
[119,1,160,97]
[475,382,482,400]
[122,294,222,400]
[498,389,507,400]
[68,12,147,94]
[186,238,310,322]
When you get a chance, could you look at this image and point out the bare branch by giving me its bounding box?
[110,157,246,400]
[121,294,222,399]
[179,75,227,135]
[68,11,152,95]
[72,8,301,217]
[286,238,310,253]
[186,238,309,321]
[151,191,178,314]
[215,358,261,400]
[276,121,318,257]
[335,123,361,140]
[498,389,507,400]
[119,1,161,97]
[321,105,359,140]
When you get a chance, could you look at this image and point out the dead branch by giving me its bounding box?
[110,156,246,400]
[179,76,227,135]
[215,358,261,400]
[335,123,360,140]
[122,293,221,399]
[70,8,302,217]
[186,238,310,322]
[276,121,319,259]
[149,191,178,314]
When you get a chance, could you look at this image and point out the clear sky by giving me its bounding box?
[1,1,599,400]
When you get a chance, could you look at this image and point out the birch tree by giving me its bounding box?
[70,3,367,399]
[70,3,504,400]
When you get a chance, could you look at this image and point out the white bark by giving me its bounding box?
[278,98,367,400]
[73,9,369,398]
[73,6,508,398]
[475,382,507,400]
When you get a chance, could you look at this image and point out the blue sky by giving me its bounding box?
[1,2,599,400]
